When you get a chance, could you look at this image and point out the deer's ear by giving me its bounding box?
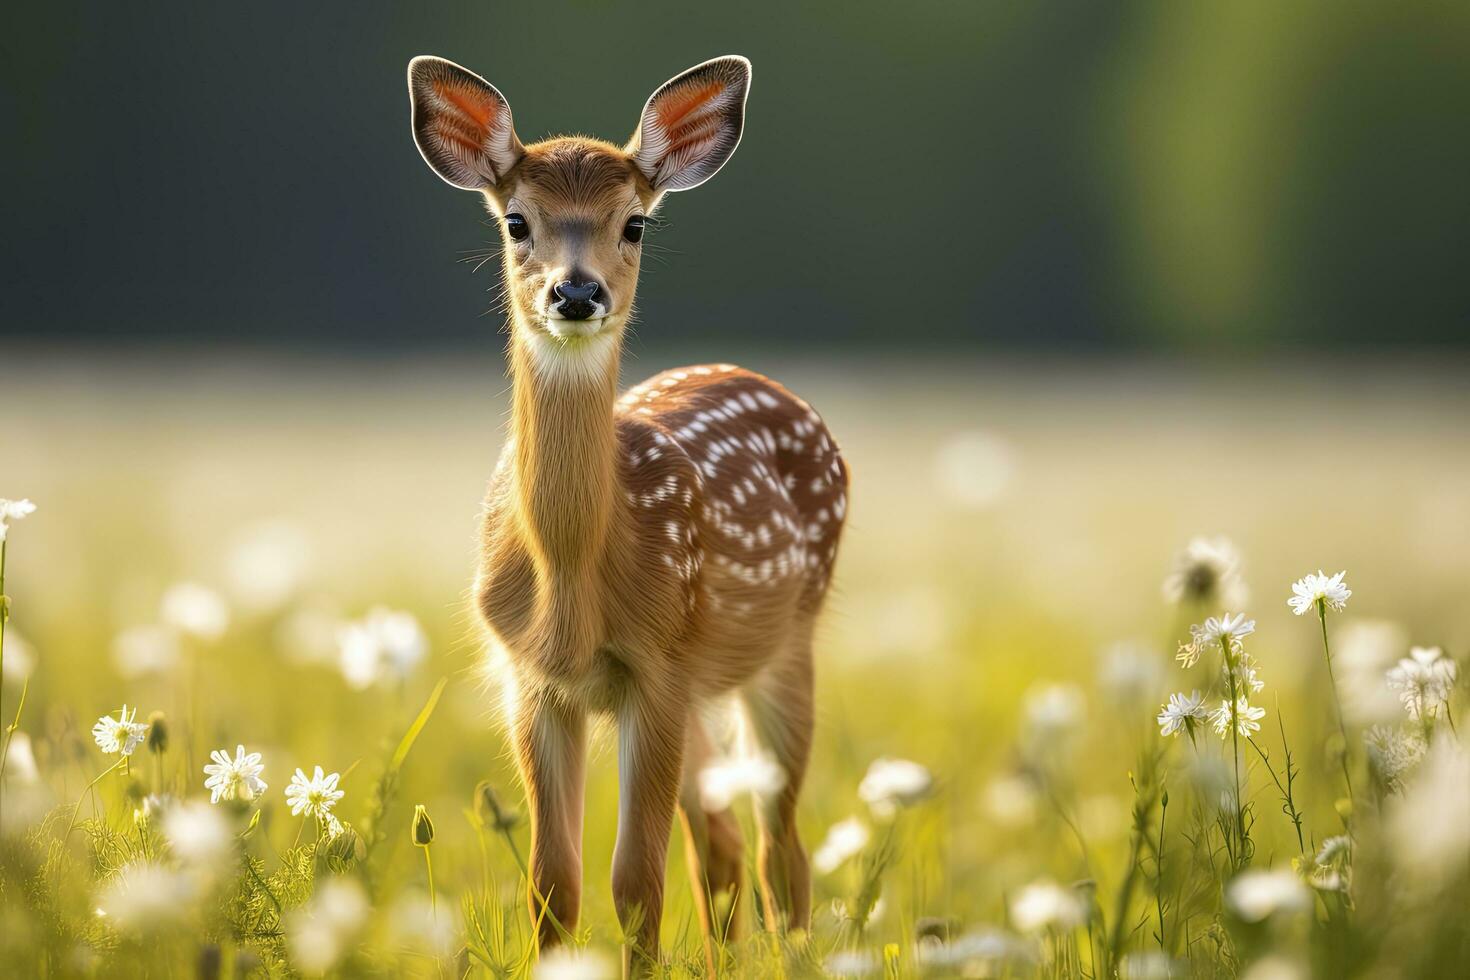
[628,56,751,193]
[407,56,524,190]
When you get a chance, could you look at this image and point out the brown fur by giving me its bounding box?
[409,55,844,973]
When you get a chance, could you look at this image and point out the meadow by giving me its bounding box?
[1,351,1466,978]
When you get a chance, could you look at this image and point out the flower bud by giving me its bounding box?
[412,804,435,846]
[324,824,366,869]
[473,779,520,831]
[146,712,169,754]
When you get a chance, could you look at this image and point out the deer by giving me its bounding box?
[406,54,848,973]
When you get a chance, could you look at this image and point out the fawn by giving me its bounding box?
[407,54,848,971]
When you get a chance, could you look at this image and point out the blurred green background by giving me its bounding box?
[4,0,1468,350]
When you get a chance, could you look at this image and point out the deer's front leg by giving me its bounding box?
[510,682,586,949]
[612,685,687,974]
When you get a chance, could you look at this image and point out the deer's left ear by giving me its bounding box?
[628,56,751,193]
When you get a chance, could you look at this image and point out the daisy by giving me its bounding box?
[160,582,231,640]
[1157,690,1207,738]
[285,766,344,819]
[1162,536,1247,608]
[1225,869,1310,922]
[1385,646,1458,721]
[1009,879,1088,932]
[811,816,871,874]
[337,607,429,690]
[203,744,268,804]
[91,705,149,756]
[858,757,934,817]
[1232,653,1266,694]
[1210,698,1266,739]
[697,752,786,811]
[0,497,36,540]
[1178,612,1256,666]
[1288,570,1351,616]
[1363,724,1425,792]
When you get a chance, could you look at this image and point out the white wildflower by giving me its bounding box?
[823,949,881,978]
[1231,652,1266,694]
[811,816,870,874]
[984,773,1040,827]
[112,625,182,677]
[1316,834,1351,867]
[2,630,35,684]
[1098,641,1165,707]
[858,757,933,817]
[386,890,457,954]
[1162,536,1247,608]
[916,927,1036,970]
[1387,735,1470,887]
[285,766,344,819]
[1010,879,1087,932]
[1120,951,1181,979]
[337,606,428,689]
[225,521,311,612]
[0,497,36,540]
[1023,683,1086,745]
[286,876,368,974]
[1334,620,1411,725]
[1157,691,1207,738]
[698,752,786,812]
[1385,646,1458,721]
[1364,725,1426,792]
[160,582,230,641]
[203,744,267,804]
[1178,613,1255,667]
[1241,955,1309,980]
[1210,698,1265,740]
[7,731,39,784]
[95,862,195,932]
[534,946,620,980]
[1288,570,1350,616]
[1225,869,1310,921]
[162,801,233,867]
[91,705,149,756]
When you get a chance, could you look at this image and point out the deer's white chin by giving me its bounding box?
[544,317,606,340]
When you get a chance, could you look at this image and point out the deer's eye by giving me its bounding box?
[623,215,645,244]
[504,213,530,242]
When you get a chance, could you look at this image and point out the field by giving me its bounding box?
[1,350,1467,978]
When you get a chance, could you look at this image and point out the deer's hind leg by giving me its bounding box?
[739,626,815,934]
[677,710,745,972]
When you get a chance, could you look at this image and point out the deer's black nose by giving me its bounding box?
[551,277,604,320]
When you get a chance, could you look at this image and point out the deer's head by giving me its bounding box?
[408,55,750,348]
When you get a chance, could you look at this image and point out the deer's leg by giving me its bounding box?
[740,638,815,934]
[612,686,688,975]
[510,683,586,949]
[677,711,745,974]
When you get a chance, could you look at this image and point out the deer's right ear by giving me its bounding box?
[407,56,524,191]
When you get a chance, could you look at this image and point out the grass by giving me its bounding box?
[0,351,1467,978]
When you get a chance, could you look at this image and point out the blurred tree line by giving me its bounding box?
[2,0,1466,350]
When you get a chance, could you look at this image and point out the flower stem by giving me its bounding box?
[1155,792,1168,951]
[499,825,528,877]
[1222,637,1246,867]
[64,755,129,840]
[1316,601,1355,809]
[424,845,436,915]
[1245,735,1305,852]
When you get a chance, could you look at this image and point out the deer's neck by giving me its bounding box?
[507,323,623,575]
